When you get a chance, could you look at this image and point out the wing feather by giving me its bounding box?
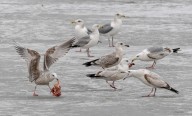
[44,38,75,71]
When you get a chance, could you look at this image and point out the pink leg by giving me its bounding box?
[76,48,82,52]
[106,81,117,90]
[142,88,154,97]
[111,36,115,47]
[151,88,156,97]
[146,61,156,69]
[87,48,94,57]
[33,85,38,96]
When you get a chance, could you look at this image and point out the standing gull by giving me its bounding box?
[86,58,134,90]
[83,42,129,69]
[71,24,101,57]
[15,38,75,96]
[124,69,179,97]
[99,13,125,47]
[71,19,92,52]
[131,46,180,69]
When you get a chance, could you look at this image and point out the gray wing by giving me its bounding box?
[147,46,163,53]
[15,45,41,82]
[144,74,167,88]
[99,24,113,34]
[97,52,119,68]
[44,38,75,71]
[74,35,91,47]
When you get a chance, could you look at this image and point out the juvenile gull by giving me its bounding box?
[86,58,133,89]
[71,19,92,52]
[71,24,101,57]
[15,38,75,96]
[83,42,129,69]
[131,46,180,69]
[99,13,125,47]
[124,69,179,97]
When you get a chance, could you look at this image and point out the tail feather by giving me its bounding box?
[83,59,99,67]
[86,74,105,79]
[169,87,179,94]
[172,48,180,53]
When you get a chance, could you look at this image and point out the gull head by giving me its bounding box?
[71,19,84,26]
[115,12,126,19]
[92,24,102,30]
[51,73,58,81]
[119,58,135,70]
[115,42,129,48]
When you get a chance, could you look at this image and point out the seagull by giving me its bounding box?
[83,42,129,69]
[71,19,92,52]
[124,69,179,97]
[71,24,101,57]
[131,46,180,69]
[15,38,75,96]
[86,58,134,90]
[99,13,125,47]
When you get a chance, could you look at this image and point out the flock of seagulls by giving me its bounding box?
[15,12,180,97]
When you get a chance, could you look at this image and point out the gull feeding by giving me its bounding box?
[131,46,180,69]
[71,24,101,57]
[83,42,129,69]
[124,69,179,97]
[15,38,75,96]
[99,12,126,47]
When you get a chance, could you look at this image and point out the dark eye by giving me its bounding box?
[116,13,120,16]
[126,60,129,62]
[120,43,123,45]
[137,55,139,57]
[78,20,81,22]
[128,71,130,73]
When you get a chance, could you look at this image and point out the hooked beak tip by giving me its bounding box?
[125,45,129,47]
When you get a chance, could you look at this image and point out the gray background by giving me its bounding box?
[0,0,192,115]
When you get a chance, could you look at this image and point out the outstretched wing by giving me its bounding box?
[44,38,75,71]
[99,24,113,34]
[15,45,41,82]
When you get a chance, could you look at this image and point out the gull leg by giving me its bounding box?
[106,81,116,90]
[76,48,82,52]
[151,88,156,97]
[146,61,156,69]
[112,36,115,47]
[108,37,111,47]
[112,81,117,90]
[33,85,38,96]
[87,48,94,57]
[142,88,154,97]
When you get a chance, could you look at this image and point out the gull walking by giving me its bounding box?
[71,19,92,52]
[15,38,75,96]
[99,13,125,47]
[131,46,180,69]
[124,69,179,97]
[71,24,101,57]
[83,42,129,69]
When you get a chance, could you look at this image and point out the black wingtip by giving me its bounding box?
[70,45,80,48]
[172,48,180,53]
[82,62,92,67]
[86,74,96,77]
[170,87,179,94]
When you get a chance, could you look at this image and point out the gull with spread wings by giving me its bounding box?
[15,38,75,96]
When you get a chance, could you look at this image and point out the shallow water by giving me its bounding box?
[0,0,192,116]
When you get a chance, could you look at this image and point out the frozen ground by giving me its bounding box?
[0,0,192,115]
